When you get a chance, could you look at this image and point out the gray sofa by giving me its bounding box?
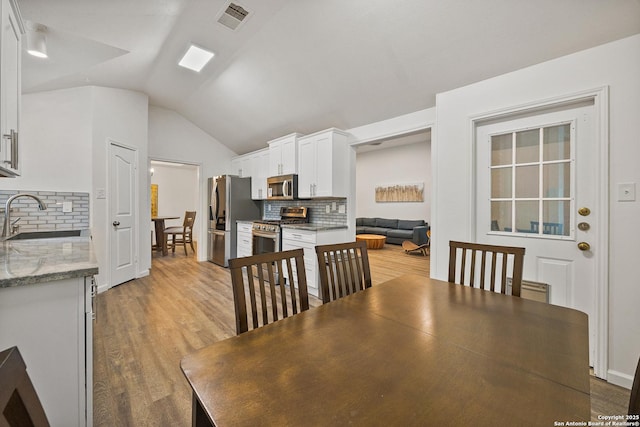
[356,217,429,245]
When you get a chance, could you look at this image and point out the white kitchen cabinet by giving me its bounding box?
[298,128,351,198]
[0,0,23,177]
[236,221,253,258]
[230,152,253,178]
[281,227,348,298]
[251,148,270,200]
[0,275,96,427]
[268,133,300,176]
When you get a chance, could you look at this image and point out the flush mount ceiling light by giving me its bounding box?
[178,44,214,72]
[26,23,48,58]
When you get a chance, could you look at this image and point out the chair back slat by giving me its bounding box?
[0,346,50,427]
[448,241,525,297]
[229,249,309,335]
[315,241,372,304]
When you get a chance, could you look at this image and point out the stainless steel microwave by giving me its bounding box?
[267,174,298,200]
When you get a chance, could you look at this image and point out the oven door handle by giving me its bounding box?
[252,230,279,239]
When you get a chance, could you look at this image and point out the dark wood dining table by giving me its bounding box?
[181,274,591,426]
[151,216,179,256]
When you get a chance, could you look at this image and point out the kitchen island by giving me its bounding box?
[0,231,98,427]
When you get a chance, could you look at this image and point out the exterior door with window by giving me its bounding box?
[475,100,597,363]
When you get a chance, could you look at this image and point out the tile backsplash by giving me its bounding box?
[263,199,347,225]
[0,190,90,233]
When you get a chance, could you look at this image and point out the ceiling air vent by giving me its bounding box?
[217,3,249,30]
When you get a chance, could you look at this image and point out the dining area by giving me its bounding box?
[151,211,196,256]
[180,241,597,426]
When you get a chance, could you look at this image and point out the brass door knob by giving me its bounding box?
[577,222,590,231]
[577,242,590,251]
[578,207,591,216]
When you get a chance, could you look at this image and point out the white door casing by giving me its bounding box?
[109,142,137,286]
[471,88,609,378]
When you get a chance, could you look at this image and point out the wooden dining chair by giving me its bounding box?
[448,240,525,297]
[315,241,372,304]
[165,211,196,255]
[0,346,50,427]
[229,249,310,335]
[630,356,640,416]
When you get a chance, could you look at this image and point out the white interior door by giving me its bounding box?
[110,142,137,286]
[475,99,599,365]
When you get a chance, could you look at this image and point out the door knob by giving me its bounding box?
[112,221,120,227]
[578,207,591,216]
[577,242,590,251]
[577,222,590,231]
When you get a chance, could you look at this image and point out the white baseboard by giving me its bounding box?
[607,369,633,389]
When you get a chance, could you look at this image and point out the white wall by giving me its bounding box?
[356,140,431,222]
[148,105,237,261]
[433,34,640,387]
[91,87,150,284]
[9,86,150,290]
[150,163,199,241]
[0,87,92,192]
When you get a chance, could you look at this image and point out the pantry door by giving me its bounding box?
[109,142,137,287]
[474,93,607,373]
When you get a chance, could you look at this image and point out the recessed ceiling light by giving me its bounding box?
[178,44,214,72]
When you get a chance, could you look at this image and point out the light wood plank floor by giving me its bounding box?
[93,244,630,426]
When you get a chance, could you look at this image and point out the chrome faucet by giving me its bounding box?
[3,193,47,237]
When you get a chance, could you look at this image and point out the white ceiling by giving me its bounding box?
[18,0,640,155]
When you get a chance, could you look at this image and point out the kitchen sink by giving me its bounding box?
[4,229,90,240]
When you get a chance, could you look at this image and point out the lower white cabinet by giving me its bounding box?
[0,276,95,427]
[281,228,348,298]
[236,222,253,258]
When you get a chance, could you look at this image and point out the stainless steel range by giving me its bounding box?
[252,207,309,256]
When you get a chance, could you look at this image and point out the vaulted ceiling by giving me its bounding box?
[18,0,640,154]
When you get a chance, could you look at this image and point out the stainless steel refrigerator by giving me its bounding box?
[208,175,261,267]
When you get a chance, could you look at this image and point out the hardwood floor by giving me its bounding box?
[93,244,629,426]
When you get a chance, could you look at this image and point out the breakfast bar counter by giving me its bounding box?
[0,229,98,426]
[0,230,98,287]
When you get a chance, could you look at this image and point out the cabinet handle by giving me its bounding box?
[2,130,17,169]
[10,130,17,170]
[90,277,98,321]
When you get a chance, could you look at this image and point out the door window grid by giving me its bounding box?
[489,122,574,239]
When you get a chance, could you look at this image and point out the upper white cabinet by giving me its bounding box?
[230,152,253,178]
[298,129,351,198]
[268,133,300,176]
[0,0,23,177]
[251,148,270,200]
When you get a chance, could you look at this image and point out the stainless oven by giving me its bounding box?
[251,207,309,283]
[252,225,280,256]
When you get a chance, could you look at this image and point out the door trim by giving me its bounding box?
[468,86,609,378]
[108,139,139,288]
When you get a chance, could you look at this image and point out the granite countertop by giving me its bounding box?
[0,233,99,288]
[281,223,348,231]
